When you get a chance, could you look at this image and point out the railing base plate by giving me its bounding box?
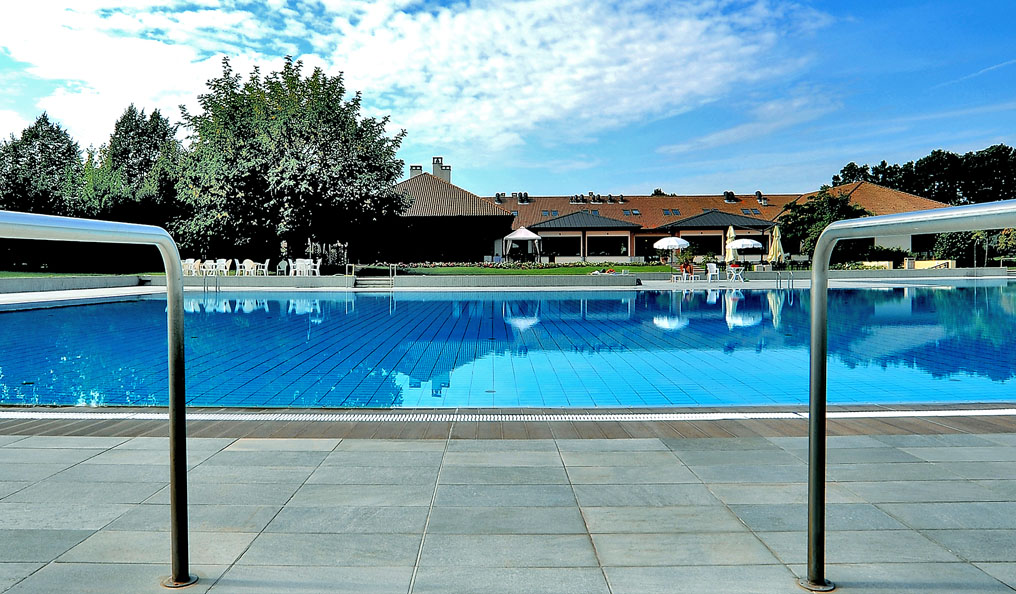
[161,575,199,589]
[798,578,835,592]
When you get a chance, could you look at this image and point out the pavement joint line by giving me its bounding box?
[1,408,1016,422]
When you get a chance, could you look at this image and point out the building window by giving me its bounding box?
[741,209,751,214]
[671,209,680,215]
[551,210,559,216]
[662,209,670,215]
[623,209,631,216]
[751,209,761,215]
[541,210,549,216]
[631,209,641,215]
[591,210,599,215]
[511,211,518,216]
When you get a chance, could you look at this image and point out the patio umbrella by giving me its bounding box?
[725,226,737,264]
[726,238,763,250]
[767,225,786,264]
[653,236,690,271]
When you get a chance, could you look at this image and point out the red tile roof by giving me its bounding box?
[479,182,948,231]
[396,173,513,217]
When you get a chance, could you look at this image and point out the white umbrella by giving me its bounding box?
[767,225,786,264]
[726,238,763,250]
[725,226,738,263]
[503,227,542,261]
[653,236,690,271]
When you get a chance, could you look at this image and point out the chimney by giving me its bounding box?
[409,165,423,178]
[755,190,768,206]
[432,156,443,175]
[440,164,451,183]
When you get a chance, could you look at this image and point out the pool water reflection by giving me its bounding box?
[1,286,1015,408]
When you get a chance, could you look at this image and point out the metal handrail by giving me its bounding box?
[0,210,195,588]
[345,263,354,288]
[804,198,1016,592]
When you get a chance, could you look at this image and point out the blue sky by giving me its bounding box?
[0,1,1013,196]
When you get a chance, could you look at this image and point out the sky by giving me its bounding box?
[0,0,1013,197]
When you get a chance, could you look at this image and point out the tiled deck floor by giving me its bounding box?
[2,430,1016,592]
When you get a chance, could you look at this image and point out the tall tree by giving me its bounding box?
[76,105,181,226]
[779,187,872,258]
[175,56,408,257]
[0,113,81,215]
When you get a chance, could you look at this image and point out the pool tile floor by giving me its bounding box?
[2,435,1016,593]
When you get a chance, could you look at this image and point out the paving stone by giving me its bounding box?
[0,464,68,482]
[707,482,862,504]
[447,439,559,452]
[107,504,280,533]
[307,465,438,485]
[935,462,1016,480]
[690,464,806,484]
[321,451,443,467]
[80,448,212,466]
[0,563,43,592]
[7,436,129,449]
[798,562,1016,593]
[185,464,316,484]
[592,532,780,566]
[46,463,169,483]
[0,482,30,499]
[238,533,421,566]
[426,506,586,534]
[973,562,1016,590]
[113,437,234,451]
[730,503,905,532]
[0,530,92,562]
[560,451,678,467]
[666,437,781,452]
[581,505,747,534]
[435,484,575,507]
[573,484,719,507]
[843,480,1001,503]
[878,502,1016,530]
[901,447,1016,462]
[974,480,1016,499]
[557,438,667,451]
[980,434,1016,446]
[443,451,562,467]
[566,465,698,484]
[438,465,568,485]
[757,530,960,565]
[419,534,597,567]
[223,438,339,451]
[288,484,434,507]
[874,434,997,448]
[673,450,802,467]
[606,565,797,594]
[413,567,609,593]
[208,565,412,593]
[333,439,445,451]
[823,448,924,464]
[826,462,961,482]
[200,450,328,467]
[59,530,256,565]
[146,482,300,505]
[0,448,103,465]
[825,436,893,449]
[3,563,224,594]
[5,481,164,504]
[0,503,133,530]
[0,436,28,447]
[265,506,428,534]
[923,530,1016,562]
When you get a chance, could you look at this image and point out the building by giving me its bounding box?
[392,157,950,262]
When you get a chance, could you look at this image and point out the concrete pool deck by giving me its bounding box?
[2,409,1016,593]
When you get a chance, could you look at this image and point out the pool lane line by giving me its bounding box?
[1,408,1015,423]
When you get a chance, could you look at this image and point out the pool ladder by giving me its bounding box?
[775,270,794,290]
[202,273,220,294]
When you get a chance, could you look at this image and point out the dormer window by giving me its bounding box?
[551,210,559,216]
[623,209,631,216]
[662,209,670,215]
[591,210,599,215]
[541,210,549,216]
[751,209,761,215]
[741,209,751,215]
[631,209,640,216]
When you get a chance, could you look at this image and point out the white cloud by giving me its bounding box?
[0,109,30,139]
[0,1,819,152]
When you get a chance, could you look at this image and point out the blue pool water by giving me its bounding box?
[1,286,1015,408]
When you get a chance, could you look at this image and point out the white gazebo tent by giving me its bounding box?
[503,227,542,261]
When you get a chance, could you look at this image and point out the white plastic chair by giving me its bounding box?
[181,259,195,276]
[308,258,322,276]
[256,259,269,276]
[706,263,720,282]
[277,260,289,276]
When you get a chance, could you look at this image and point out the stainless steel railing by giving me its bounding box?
[803,198,1016,592]
[0,210,196,588]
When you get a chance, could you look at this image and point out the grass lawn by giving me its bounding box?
[404,265,675,275]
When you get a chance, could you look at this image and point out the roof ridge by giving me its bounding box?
[853,181,950,206]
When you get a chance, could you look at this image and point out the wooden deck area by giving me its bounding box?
[2,404,1015,439]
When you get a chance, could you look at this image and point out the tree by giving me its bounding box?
[831,162,870,185]
[651,188,667,196]
[76,105,181,227]
[779,187,871,259]
[0,113,81,215]
[960,144,1016,205]
[174,56,409,258]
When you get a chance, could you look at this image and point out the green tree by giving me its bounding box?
[934,232,976,266]
[76,105,181,227]
[174,56,409,257]
[779,187,872,259]
[0,113,82,215]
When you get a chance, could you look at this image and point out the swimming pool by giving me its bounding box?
[1,286,1014,408]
